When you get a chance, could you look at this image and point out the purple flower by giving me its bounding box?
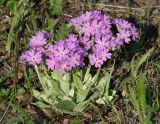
[99,49,112,61]
[130,25,139,41]
[109,37,117,48]
[48,44,57,54]
[31,47,45,54]
[20,10,140,73]
[82,22,92,36]
[24,50,42,65]
[80,36,92,50]
[57,59,71,74]
[70,17,82,27]
[66,34,78,42]
[95,37,110,48]
[91,10,102,20]
[46,54,57,70]
[81,11,92,22]
[117,29,131,44]
[114,19,131,30]
[54,45,69,60]
[69,53,81,68]
[89,54,103,68]
[29,31,50,48]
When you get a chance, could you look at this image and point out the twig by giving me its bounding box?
[96,4,160,11]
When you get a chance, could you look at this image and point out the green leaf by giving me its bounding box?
[70,120,81,124]
[0,0,6,6]
[30,9,37,31]
[0,33,8,41]
[145,105,159,113]
[83,65,91,82]
[7,0,19,12]
[131,48,153,78]
[11,104,33,124]
[128,86,141,115]
[86,68,100,87]
[96,72,110,95]
[32,89,53,104]
[55,23,69,41]
[136,72,147,113]
[7,116,23,124]
[73,74,84,91]
[74,101,89,112]
[41,76,64,96]
[57,100,76,112]
[51,70,70,95]
[77,89,89,103]
[49,0,63,15]
[34,102,51,109]
[47,19,58,31]
[142,114,153,124]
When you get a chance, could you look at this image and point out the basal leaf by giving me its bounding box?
[32,89,53,104]
[73,74,84,91]
[51,70,70,96]
[57,100,76,112]
[34,102,51,109]
[74,101,90,112]
[77,89,89,103]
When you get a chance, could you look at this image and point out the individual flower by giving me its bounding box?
[114,18,131,31]
[24,50,42,65]
[95,37,110,49]
[81,11,92,23]
[29,31,50,48]
[80,36,92,51]
[89,54,103,68]
[70,17,82,27]
[69,52,81,68]
[66,34,78,42]
[99,49,112,61]
[130,25,139,41]
[54,45,69,61]
[117,29,131,44]
[46,54,57,70]
[82,22,92,36]
[57,59,72,74]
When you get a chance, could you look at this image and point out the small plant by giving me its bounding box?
[20,10,140,115]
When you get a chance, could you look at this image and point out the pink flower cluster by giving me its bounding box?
[20,10,139,73]
[70,10,139,68]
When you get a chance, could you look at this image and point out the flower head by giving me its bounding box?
[29,31,50,48]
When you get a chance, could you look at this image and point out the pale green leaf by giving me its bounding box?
[32,89,53,104]
[74,101,89,112]
[51,70,70,96]
[57,100,76,112]
[73,74,84,91]
[33,102,51,109]
[77,89,89,102]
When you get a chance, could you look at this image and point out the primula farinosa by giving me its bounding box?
[117,29,131,44]
[20,10,140,73]
[45,36,86,73]
[20,50,42,66]
[29,31,50,48]
[20,31,50,66]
